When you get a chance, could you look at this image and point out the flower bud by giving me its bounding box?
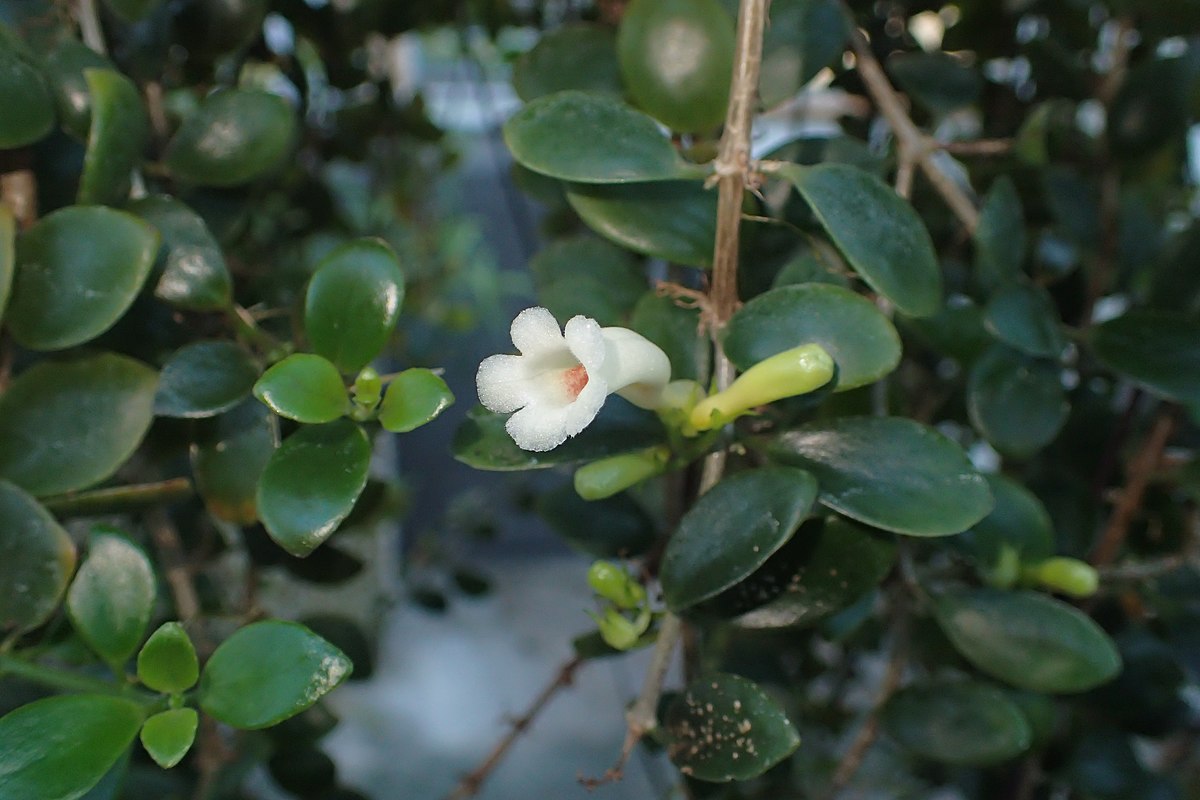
[353,366,383,410]
[594,607,651,651]
[587,560,647,609]
[1023,557,1100,598]
[574,447,670,501]
[690,344,835,431]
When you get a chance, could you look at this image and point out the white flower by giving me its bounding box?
[476,307,672,452]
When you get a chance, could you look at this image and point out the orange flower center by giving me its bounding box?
[562,364,589,399]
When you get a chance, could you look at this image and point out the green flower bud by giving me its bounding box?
[690,344,834,431]
[987,544,1020,589]
[1024,557,1100,598]
[587,560,647,609]
[594,607,651,651]
[574,447,670,501]
[353,366,383,410]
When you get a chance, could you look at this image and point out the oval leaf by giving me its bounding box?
[503,91,704,183]
[0,26,55,148]
[139,709,197,769]
[39,40,114,139]
[770,416,993,536]
[155,341,259,419]
[0,480,76,633]
[974,176,1026,291]
[78,68,148,206]
[67,528,156,666]
[198,620,352,729]
[7,206,160,351]
[304,239,405,374]
[724,283,901,392]
[256,420,370,557]
[882,681,1032,765]
[956,474,1055,569]
[566,181,717,267]
[536,483,656,557]
[630,291,708,382]
[782,163,942,317]
[1090,310,1200,407]
[984,283,1068,359]
[512,25,622,102]
[165,89,297,186]
[665,673,801,782]
[378,369,454,433]
[137,621,200,693]
[129,195,233,311]
[531,237,647,326]
[254,354,348,425]
[661,467,818,612]
[967,344,1068,457]
[934,589,1122,693]
[191,399,278,524]
[0,353,158,496]
[0,694,143,800]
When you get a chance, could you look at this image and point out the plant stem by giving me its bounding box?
[75,0,107,54]
[0,654,130,697]
[41,478,194,518]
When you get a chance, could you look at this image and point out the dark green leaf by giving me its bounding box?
[198,620,352,729]
[770,416,992,536]
[530,237,647,326]
[537,483,657,557]
[1109,57,1190,158]
[256,420,370,557]
[664,673,801,782]
[155,341,258,419]
[191,399,277,524]
[1091,310,1200,407]
[957,474,1055,569]
[39,39,113,140]
[0,695,143,800]
[138,622,199,693]
[661,468,817,612]
[0,480,76,633]
[882,681,1032,765]
[934,589,1122,692]
[129,195,233,311]
[0,24,55,148]
[139,709,196,769]
[78,69,148,206]
[967,345,1068,457]
[503,91,706,183]
[630,292,708,382]
[566,180,717,267]
[0,353,158,496]
[782,163,942,316]
[165,89,297,186]
[975,176,1026,291]
[103,0,160,22]
[512,25,621,102]
[67,528,156,665]
[902,296,992,365]
[7,206,159,350]
[887,51,982,115]
[378,369,454,433]
[758,0,846,106]
[984,283,1068,359]
[253,354,349,425]
[298,615,374,681]
[724,283,901,391]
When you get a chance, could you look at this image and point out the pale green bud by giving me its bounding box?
[1024,557,1100,598]
[574,447,670,501]
[690,344,835,431]
[587,560,647,609]
[352,366,383,410]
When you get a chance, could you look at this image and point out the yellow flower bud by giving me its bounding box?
[690,344,835,431]
[1023,557,1100,598]
[574,447,670,501]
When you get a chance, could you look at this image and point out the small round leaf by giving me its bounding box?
[1091,310,1200,407]
[0,480,76,633]
[137,622,200,693]
[566,181,717,267]
[984,283,1068,359]
[139,709,197,769]
[155,341,259,419]
[0,26,55,148]
[38,39,112,139]
[512,25,621,102]
[165,89,297,186]
[967,345,1068,457]
[882,681,1032,765]
[129,195,233,311]
[974,176,1026,291]
[379,369,454,433]
[67,528,157,666]
[191,399,278,524]
[253,354,349,425]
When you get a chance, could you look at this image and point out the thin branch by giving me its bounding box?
[938,138,1013,157]
[445,656,585,800]
[42,478,193,518]
[74,0,107,54]
[145,509,206,642]
[0,148,37,230]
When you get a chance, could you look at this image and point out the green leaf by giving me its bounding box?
[503,91,706,183]
[254,354,349,425]
[770,416,993,536]
[758,0,846,106]
[378,369,454,433]
[0,24,55,148]
[630,291,708,382]
[139,709,196,769]
[974,176,1026,291]
[198,620,352,729]
[256,420,370,557]
[934,589,1122,692]
[882,681,1032,765]
[967,344,1068,457]
[536,484,657,557]
[566,181,717,267]
[902,296,992,365]
[0,480,76,633]
[782,163,942,317]
[1091,310,1200,407]
[530,237,647,327]
[103,0,161,22]
[78,69,148,206]
[128,195,233,311]
[38,39,113,140]
[137,622,199,693]
[191,399,277,524]
[304,239,405,374]
[0,352,158,496]
[0,695,143,800]
[165,89,297,186]
[155,341,259,419]
[723,283,901,392]
[984,283,1068,359]
[512,25,622,102]
[452,402,666,471]
[67,528,156,666]
[957,474,1055,569]
[887,51,982,115]
[661,468,818,612]
[7,206,159,351]
[664,673,801,782]
[0,204,12,328]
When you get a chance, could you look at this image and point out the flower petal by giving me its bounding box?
[510,307,565,356]
[564,315,607,373]
[476,354,533,413]
[505,379,608,452]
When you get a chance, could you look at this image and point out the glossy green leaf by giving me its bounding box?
[254,354,349,425]
[0,480,76,633]
[39,39,113,140]
[530,237,647,326]
[617,0,734,132]
[139,709,196,769]
[887,51,982,115]
[137,622,199,693]
[165,89,297,186]
[957,474,1055,569]
[304,239,405,373]
[78,69,148,206]
[0,353,158,496]
[512,25,622,102]
[67,528,156,665]
[0,694,143,800]
[758,0,846,106]
[129,195,233,311]
[902,296,992,365]
[630,292,708,382]
[173,0,268,58]
[967,345,1068,457]
[378,369,454,433]
[782,163,942,317]
[503,91,705,183]
[974,176,1026,291]
[661,468,817,612]
[199,620,352,729]
[0,24,55,148]
[155,341,259,418]
[882,681,1032,765]
[934,589,1122,692]
[256,420,370,557]
[770,416,992,536]
[191,399,277,524]
[7,206,159,350]
[0,205,12,328]
[103,0,160,21]
[664,673,801,782]
[452,402,666,471]
[724,283,901,391]
[566,181,717,267]
[537,484,656,557]
[984,283,1068,359]
[1091,310,1200,407]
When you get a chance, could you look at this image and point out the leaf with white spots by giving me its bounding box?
[664,673,800,782]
